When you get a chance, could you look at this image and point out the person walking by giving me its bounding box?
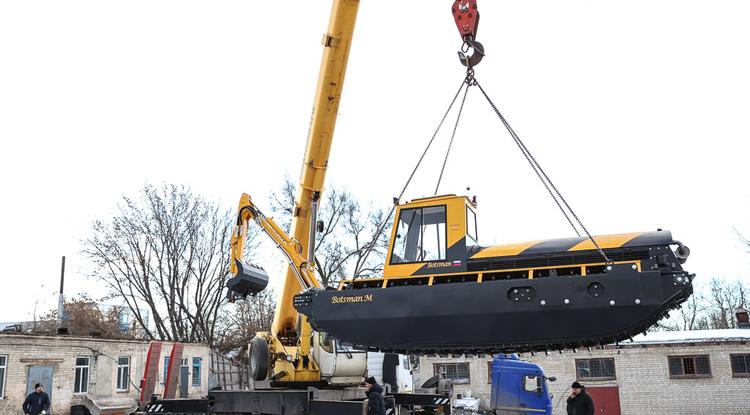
[363,376,386,415]
[566,381,594,415]
[23,383,51,415]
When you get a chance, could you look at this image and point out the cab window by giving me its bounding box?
[466,207,478,243]
[523,375,542,394]
[390,206,447,263]
[319,332,334,353]
[402,356,411,370]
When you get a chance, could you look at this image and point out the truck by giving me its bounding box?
[367,353,414,394]
[489,354,555,415]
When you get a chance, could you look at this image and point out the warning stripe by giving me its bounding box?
[146,404,163,413]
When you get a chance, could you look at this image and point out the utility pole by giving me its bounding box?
[58,256,65,326]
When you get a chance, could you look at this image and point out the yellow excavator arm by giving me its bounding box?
[228,193,319,297]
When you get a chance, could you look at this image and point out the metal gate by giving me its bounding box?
[179,366,189,398]
[587,386,622,415]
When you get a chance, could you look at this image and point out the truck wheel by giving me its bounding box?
[249,337,270,381]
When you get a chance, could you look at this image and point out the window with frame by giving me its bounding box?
[487,361,493,384]
[401,356,411,371]
[576,358,616,381]
[668,355,711,378]
[730,354,750,377]
[74,357,90,394]
[523,375,542,394]
[434,362,470,384]
[192,357,202,387]
[0,355,7,399]
[466,207,478,243]
[117,357,130,391]
[390,206,447,264]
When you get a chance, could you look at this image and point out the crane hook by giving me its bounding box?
[458,39,484,68]
[452,0,485,67]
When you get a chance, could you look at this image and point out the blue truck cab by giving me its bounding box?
[490,354,554,415]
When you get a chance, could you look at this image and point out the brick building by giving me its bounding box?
[415,328,750,414]
[0,334,212,415]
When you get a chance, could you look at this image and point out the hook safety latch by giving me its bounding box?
[452,0,484,67]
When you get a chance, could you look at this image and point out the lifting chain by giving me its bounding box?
[351,1,612,286]
[471,77,613,264]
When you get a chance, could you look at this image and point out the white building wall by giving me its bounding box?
[417,341,750,415]
[0,335,211,415]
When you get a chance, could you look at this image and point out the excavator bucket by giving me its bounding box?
[294,233,693,354]
[226,260,269,300]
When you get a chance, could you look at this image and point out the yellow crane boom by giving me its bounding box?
[275,0,359,337]
[228,0,360,383]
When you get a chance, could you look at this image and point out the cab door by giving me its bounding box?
[491,373,522,415]
[313,332,336,378]
[518,375,548,414]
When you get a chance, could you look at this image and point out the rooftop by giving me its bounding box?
[626,328,750,345]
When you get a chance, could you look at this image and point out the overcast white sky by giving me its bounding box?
[1,1,749,322]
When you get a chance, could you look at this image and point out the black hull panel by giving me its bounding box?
[294,264,693,354]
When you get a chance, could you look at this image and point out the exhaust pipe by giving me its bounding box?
[673,240,691,264]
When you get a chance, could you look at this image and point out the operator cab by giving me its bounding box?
[385,194,476,279]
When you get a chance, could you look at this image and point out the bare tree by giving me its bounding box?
[215,291,276,362]
[37,295,131,338]
[706,277,748,329]
[269,177,391,287]
[657,277,749,331]
[657,292,710,331]
[83,184,237,344]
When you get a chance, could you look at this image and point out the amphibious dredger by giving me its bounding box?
[293,194,693,354]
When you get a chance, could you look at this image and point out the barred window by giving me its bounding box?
[576,358,616,381]
[730,354,750,377]
[434,362,471,384]
[0,355,7,399]
[75,357,90,394]
[668,355,711,378]
[117,357,130,391]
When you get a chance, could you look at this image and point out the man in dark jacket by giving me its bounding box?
[23,383,51,415]
[566,381,594,415]
[364,376,386,415]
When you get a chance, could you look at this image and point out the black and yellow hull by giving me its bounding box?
[294,231,693,354]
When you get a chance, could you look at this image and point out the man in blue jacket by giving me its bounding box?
[364,376,386,415]
[23,383,51,415]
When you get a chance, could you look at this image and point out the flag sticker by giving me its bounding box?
[452,260,462,267]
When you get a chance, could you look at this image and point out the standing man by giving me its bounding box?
[566,381,594,415]
[363,376,386,415]
[23,383,51,415]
